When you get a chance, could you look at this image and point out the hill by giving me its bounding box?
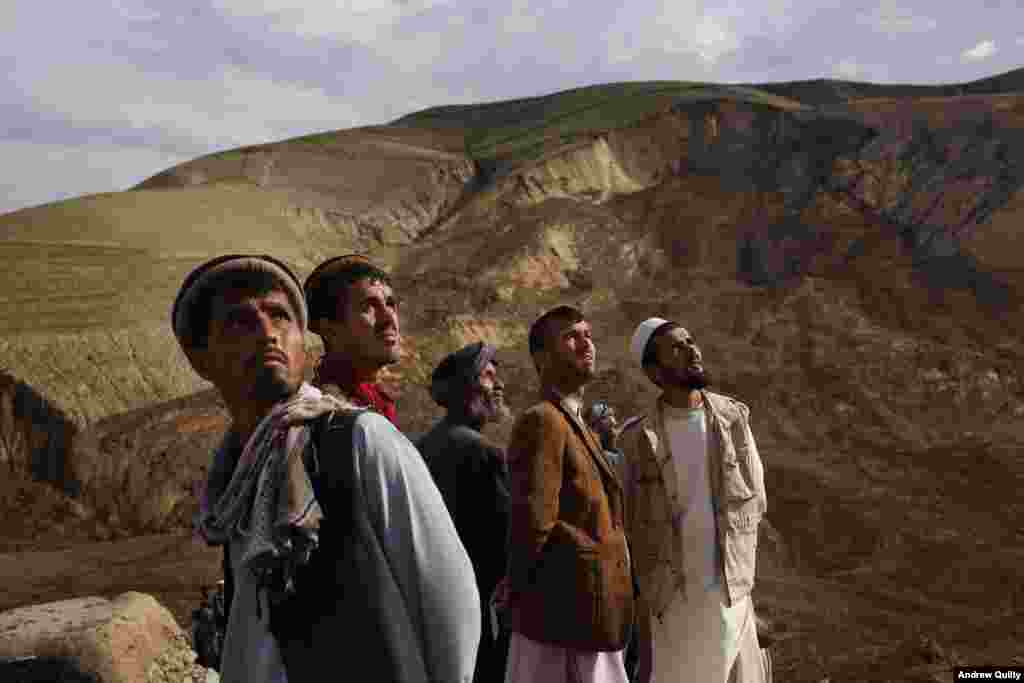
[754,65,1024,105]
[1,73,1024,680]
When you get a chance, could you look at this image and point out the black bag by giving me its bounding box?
[264,409,362,641]
[197,409,362,672]
[190,581,227,670]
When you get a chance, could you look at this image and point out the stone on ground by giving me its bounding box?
[0,591,208,683]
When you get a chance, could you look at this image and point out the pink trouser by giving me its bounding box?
[504,632,629,683]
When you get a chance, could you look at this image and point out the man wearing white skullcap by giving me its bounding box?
[621,318,772,683]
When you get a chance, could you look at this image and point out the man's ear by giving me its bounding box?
[533,348,550,377]
[643,363,661,388]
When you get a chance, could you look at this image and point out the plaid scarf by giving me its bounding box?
[196,382,357,602]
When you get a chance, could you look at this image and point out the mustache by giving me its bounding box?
[248,347,288,367]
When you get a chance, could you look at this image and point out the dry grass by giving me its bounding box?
[396,81,801,167]
[1,79,1024,678]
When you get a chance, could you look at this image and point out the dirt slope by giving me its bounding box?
[1,73,1024,680]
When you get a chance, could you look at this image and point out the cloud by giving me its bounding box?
[602,1,740,68]
[500,4,541,35]
[210,0,453,42]
[110,0,161,22]
[11,60,365,152]
[857,5,937,34]
[0,140,186,215]
[961,39,997,62]
[691,14,741,65]
[604,0,815,76]
[833,59,863,80]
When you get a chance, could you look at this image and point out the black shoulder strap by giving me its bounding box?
[219,545,232,631]
[309,407,369,525]
[220,408,365,631]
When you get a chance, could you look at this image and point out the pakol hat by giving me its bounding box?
[629,317,676,367]
[171,254,307,352]
[303,253,387,335]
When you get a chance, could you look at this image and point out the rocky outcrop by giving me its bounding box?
[71,390,227,533]
[0,372,75,490]
[0,592,204,683]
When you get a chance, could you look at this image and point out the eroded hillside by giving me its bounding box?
[2,76,1024,680]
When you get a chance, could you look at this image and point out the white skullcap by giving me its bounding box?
[630,317,674,367]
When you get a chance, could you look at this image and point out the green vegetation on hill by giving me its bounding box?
[191,68,1024,166]
[391,81,800,166]
[753,66,1024,106]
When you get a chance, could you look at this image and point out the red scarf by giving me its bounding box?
[315,353,398,426]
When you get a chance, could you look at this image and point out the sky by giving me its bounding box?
[2,0,1022,215]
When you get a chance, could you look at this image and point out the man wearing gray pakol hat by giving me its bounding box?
[619,318,771,683]
[174,254,480,683]
[417,340,513,683]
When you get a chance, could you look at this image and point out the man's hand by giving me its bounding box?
[490,576,512,637]
[617,415,645,437]
[491,575,511,612]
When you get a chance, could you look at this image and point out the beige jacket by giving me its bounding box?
[619,390,767,621]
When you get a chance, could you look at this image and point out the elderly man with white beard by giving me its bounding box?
[417,340,514,683]
[620,318,772,683]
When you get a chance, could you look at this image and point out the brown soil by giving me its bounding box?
[2,80,1024,683]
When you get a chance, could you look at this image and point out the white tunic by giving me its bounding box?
[651,404,755,682]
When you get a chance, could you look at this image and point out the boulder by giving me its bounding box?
[0,592,202,683]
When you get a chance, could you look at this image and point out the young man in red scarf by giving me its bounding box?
[303,254,400,425]
[176,254,479,683]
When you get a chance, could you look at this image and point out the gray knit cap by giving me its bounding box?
[171,254,308,351]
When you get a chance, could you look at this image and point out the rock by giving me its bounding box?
[0,592,191,683]
[144,631,207,683]
[833,401,856,416]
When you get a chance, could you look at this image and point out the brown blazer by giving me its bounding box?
[506,393,634,651]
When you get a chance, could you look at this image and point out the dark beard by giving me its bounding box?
[249,368,295,403]
[663,365,711,390]
[548,360,593,390]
